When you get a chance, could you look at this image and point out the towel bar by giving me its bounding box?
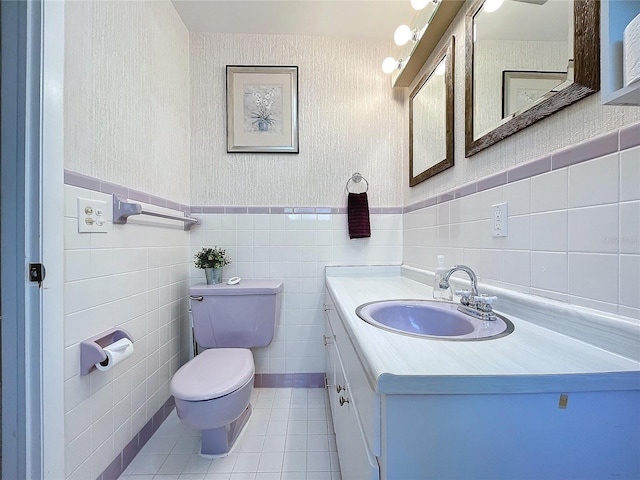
[112,194,200,230]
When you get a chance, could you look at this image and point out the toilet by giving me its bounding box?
[170,279,283,455]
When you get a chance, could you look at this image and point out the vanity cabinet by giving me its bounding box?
[323,296,379,480]
[324,272,640,480]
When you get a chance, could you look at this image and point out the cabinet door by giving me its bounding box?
[324,295,380,480]
[332,364,380,480]
[324,321,339,423]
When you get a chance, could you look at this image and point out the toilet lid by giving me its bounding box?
[170,348,254,401]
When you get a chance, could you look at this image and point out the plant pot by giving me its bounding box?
[204,267,222,285]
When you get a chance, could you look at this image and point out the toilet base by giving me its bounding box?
[201,403,252,455]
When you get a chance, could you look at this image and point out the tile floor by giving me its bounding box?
[119,388,342,480]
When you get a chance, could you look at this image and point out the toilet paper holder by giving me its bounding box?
[80,328,134,376]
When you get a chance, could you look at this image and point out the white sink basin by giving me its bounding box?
[356,300,514,341]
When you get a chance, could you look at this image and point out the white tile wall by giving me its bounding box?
[63,186,191,479]
[190,212,403,374]
[403,148,640,320]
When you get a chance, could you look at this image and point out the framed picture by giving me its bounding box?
[226,65,299,153]
[502,70,567,119]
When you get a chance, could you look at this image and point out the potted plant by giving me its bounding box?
[194,247,231,285]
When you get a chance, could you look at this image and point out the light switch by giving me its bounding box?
[77,197,109,233]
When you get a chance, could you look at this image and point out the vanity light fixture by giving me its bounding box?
[394,24,419,46]
[382,56,406,74]
[482,0,504,13]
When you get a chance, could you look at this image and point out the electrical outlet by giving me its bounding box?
[77,198,109,233]
[491,202,508,237]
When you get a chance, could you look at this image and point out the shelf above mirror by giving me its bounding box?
[392,0,465,87]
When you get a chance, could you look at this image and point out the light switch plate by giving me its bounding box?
[77,197,109,233]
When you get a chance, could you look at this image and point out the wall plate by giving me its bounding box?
[77,197,109,233]
[492,202,508,237]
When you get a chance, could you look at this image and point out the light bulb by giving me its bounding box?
[411,0,429,10]
[382,57,399,74]
[394,25,413,46]
[483,0,504,13]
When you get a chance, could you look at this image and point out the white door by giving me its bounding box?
[1,1,65,478]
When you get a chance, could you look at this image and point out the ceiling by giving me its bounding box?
[171,0,416,39]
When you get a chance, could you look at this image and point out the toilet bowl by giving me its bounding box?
[169,279,283,455]
[171,348,254,454]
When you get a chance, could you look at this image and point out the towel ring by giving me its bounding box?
[346,172,369,193]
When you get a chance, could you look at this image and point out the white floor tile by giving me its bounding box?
[233,452,260,473]
[282,451,307,472]
[261,435,286,452]
[203,473,231,480]
[208,453,238,474]
[118,388,339,480]
[158,454,192,475]
[172,437,201,455]
[284,434,307,452]
[307,435,329,452]
[182,454,213,474]
[256,451,284,472]
[306,452,331,472]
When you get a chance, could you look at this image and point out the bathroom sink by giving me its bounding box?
[355,300,514,341]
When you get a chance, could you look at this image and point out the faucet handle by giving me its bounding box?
[475,295,497,313]
[475,295,497,305]
[455,290,473,306]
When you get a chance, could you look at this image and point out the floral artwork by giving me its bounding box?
[243,85,283,134]
[226,65,298,153]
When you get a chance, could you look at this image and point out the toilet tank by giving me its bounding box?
[189,280,283,348]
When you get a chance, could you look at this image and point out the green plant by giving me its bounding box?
[194,247,231,269]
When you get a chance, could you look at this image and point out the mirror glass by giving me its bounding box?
[410,37,454,186]
[465,0,599,156]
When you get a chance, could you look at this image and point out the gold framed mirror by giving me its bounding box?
[465,0,600,157]
[410,36,455,187]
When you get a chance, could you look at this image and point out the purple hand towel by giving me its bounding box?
[348,192,371,239]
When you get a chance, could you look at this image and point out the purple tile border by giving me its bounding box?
[68,121,640,220]
[64,170,190,214]
[64,170,101,191]
[477,171,508,191]
[248,206,271,214]
[97,396,175,480]
[254,373,325,388]
[551,131,619,170]
[404,122,639,214]
[507,157,550,183]
[620,123,640,150]
[453,182,477,199]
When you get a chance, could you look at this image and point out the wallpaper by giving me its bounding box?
[64,0,191,205]
[190,33,405,208]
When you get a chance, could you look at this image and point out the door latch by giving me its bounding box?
[29,263,46,287]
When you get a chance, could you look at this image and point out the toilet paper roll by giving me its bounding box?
[95,338,134,372]
[624,13,640,87]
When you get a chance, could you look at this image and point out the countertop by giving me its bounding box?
[325,266,640,395]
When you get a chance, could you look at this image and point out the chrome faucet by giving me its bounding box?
[439,265,497,321]
[439,265,478,297]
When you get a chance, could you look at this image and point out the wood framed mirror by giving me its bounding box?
[410,36,455,187]
[465,0,600,157]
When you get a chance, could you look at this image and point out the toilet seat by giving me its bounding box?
[171,348,254,401]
